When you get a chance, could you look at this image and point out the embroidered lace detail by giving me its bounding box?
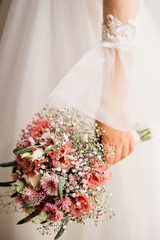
[102,14,138,51]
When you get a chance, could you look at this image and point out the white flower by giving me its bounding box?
[21,152,32,159]
[72,193,76,198]
[63,134,69,142]
[97,186,101,191]
[56,167,61,172]
[84,166,88,171]
[76,202,81,206]
[32,149,44,161]
[25,174,41,188]
[82,134,88,142]
[62,169,66,174]
[68,156,76,160]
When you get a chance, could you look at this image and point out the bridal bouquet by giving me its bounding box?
[0,107,114,239]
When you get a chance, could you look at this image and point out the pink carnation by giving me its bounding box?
[41,175,59,196]
[23,188,46,206]
[44,203,63,222]
[55,197,72,211]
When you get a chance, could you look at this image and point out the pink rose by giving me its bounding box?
[69,194,93,217]
[44,203,63,222]
[29,119,50,140]
[49,143,72,172]
[85,162,112,189]
[16,154,40,177]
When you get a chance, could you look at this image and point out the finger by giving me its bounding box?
[129,135,135,155]
[113,145,122,164]
[121,143,129,160]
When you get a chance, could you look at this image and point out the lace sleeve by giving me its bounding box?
[102,14,138,51]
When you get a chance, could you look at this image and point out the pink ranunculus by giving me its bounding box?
[29,118,51,140]
[85,162,112,189]
[44,203,63,222]
[41,175,59,196]
[49,143,72,172]
[69,194,93,217]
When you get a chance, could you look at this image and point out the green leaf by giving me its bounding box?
[13,146,37,155]
[22,199,37,209]
[17,209,41,225]
[13,180,25,193]
[0,161,17,167]
[10,192,18,198]
[0,181,15,187]
[58,177,66,200]
[31,210,48,224]
[13,147,21,154]
[54,217,69,240]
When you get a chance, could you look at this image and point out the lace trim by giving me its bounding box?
[102,14,138,51]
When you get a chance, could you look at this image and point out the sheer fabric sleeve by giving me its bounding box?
[47,0,140,131]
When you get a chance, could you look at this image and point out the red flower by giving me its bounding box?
[69,194,93,217]
[29,119,50,140]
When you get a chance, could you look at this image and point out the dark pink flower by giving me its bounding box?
[69,194,93,217]
[41,175,59,196]
[85,162,112,189]
[44,203,63,222]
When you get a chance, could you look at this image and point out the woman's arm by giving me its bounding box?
[103,0,139,24]
[98,0,140,166]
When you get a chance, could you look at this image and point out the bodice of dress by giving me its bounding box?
[102,14,139,51]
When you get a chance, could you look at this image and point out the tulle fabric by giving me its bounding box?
[48,44,133,130]
[1,0,160,240]
[48,0,160,135]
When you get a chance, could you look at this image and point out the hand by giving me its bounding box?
[96,121,135,166]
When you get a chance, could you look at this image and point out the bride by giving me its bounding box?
[0,0,160,239]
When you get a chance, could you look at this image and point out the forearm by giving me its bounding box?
[103,0,139,24]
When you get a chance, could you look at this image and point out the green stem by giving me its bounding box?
[54,217,70,240]
[17,209,41,225]
[0,161,17,167]
[137,128,152,142]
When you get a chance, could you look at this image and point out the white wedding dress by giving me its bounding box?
[0,1,160,240]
